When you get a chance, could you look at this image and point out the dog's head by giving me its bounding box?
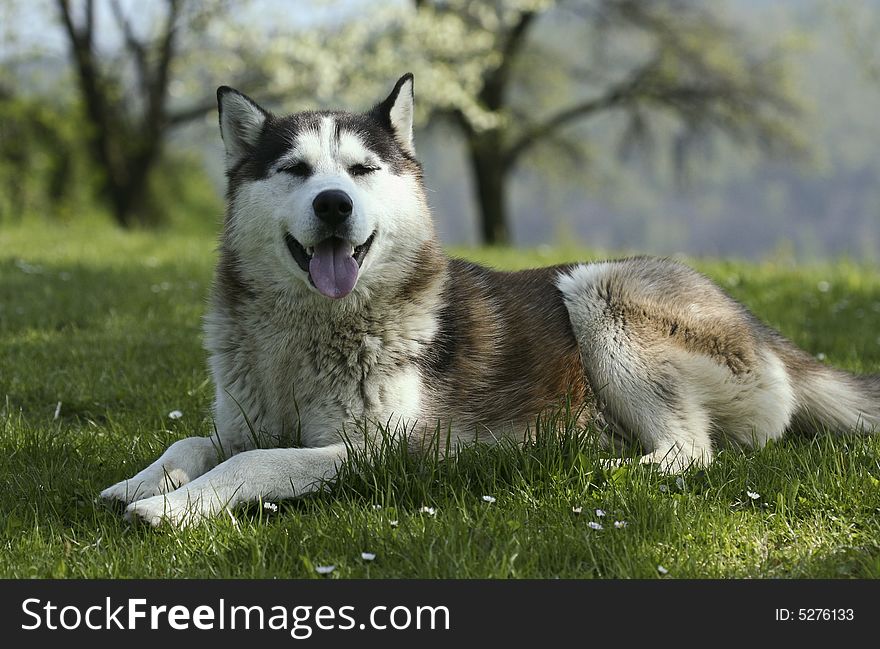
[217,74,433,301]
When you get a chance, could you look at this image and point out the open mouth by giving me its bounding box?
[285,231,375,299]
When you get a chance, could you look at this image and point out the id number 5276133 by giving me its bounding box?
[775,609,854,622]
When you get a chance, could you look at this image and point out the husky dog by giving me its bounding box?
[100,74,879,527]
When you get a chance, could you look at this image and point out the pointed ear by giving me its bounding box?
[217,86,270,165]
[374,73,415,156]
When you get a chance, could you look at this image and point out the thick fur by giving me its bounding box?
[100,76,879,526]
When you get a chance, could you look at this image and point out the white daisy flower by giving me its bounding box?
[315,565,336,575]
[595,508,606,517]
[263,502,278,512]
[614,520,627,529]
[168,410,183,420]
[361,552,376,561]
[587,521,603,530]
[372,504,383,510]
[571,506,583,514]
[657,565,669,575]
[389,520,399,527]
[747,490,760,500]
[419,506,436,516]
[482,495,496,503]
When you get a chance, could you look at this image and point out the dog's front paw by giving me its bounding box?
[124,494,200,528]
[124,491,225,528]
[100,478,161,507]
[100,466,190,507]
[124,496,170,527]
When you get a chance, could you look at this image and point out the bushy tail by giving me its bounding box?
[789,362,880,434]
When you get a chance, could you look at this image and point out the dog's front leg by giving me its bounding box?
[100,391,264,506]
[123,443,349,527]
[99,435,226,505]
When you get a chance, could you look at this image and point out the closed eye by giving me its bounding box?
[279,161,312,177]
[349,163,379,177]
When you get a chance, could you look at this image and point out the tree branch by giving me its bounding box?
[56,0,80,46]
[85,0,94,42]
[480,10,536,110]
[167,89,288,128]
[147,0,181,135]
[503,59,656,167]
[167,100,218,126]
[500,11,537,69]
[55,0,106,129]
[55,0,119,187]
[109,0,150,100]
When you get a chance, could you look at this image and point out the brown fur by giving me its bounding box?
[587,257,759,375]
[418,259,593,439]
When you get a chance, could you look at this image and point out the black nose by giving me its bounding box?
[312,189,353,226]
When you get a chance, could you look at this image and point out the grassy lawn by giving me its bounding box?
[1,220,879,578]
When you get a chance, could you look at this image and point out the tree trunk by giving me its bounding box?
[468,131,510,245]
[56,0,176,229]
[107,176,146,228]
[105,148,157,227]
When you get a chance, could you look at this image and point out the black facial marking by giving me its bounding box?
[349,163,379,177]
[280,161,313,177]
[230,112,321,184]
[336,111,419,175]
[224,104,422,202]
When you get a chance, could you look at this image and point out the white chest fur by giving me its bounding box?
[204,292,429,449]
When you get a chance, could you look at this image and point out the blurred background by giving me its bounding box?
[1,0,878,260]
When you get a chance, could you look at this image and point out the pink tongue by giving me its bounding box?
[308,238,359,299]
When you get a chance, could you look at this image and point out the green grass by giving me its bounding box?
[1,219,879,578]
